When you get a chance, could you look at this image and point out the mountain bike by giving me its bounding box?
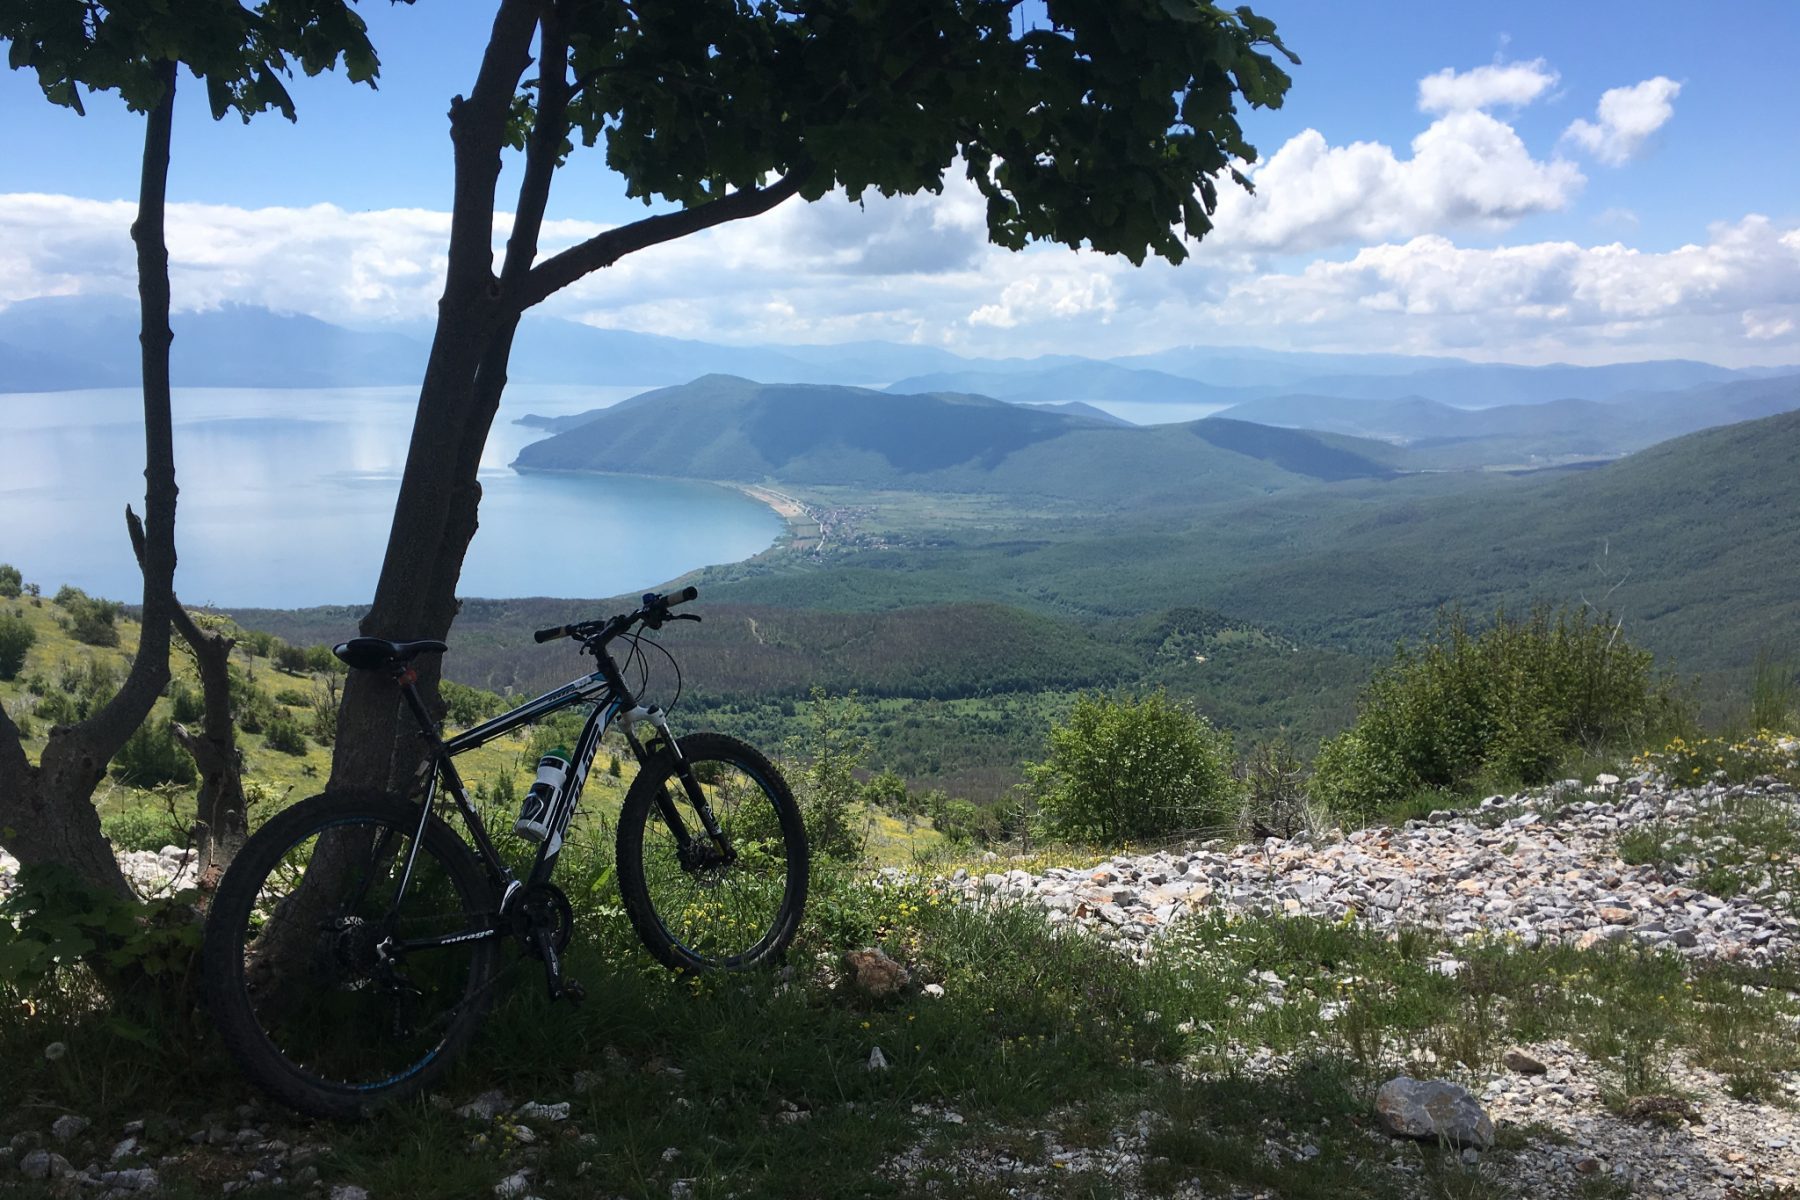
[201,587,808,1119]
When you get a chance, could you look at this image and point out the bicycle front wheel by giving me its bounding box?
[616,732,809,972]
[202,792,499,1119]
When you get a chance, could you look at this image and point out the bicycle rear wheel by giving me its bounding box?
[203,792,499,1119]
[616,732,808,972]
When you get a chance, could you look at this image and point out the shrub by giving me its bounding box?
[34,690,78,726]
[1312,606,1679,818]
[240,630,278,658]
[0,610,35,679]
[263,713,309,755]
[1750,649,1797,733]
[924,790,990,845]
[54,587,122,648]
[305,644,342,674]
[167,679,206,725]
[112,719,196,787]
[273,642,310,673]
[1235,740,1317,840]
[103,804,183,854]
[1026,691,1238,845]
[229,669,274,734]
[784,688,872,861]
[272,687,311,708]
[309,684,339,746]
[442,679,504,728]
[0,563,21,598]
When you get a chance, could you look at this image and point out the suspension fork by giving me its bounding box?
[621,705,730,854]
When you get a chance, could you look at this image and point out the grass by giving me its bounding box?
[8,849,1800,1198]
[1616,735,1800,911]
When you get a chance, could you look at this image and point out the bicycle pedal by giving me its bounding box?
[561,980,586,1004]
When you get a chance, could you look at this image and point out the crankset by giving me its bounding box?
[515,882,574,959]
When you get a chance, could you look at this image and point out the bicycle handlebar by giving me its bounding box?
[532,586,700,644]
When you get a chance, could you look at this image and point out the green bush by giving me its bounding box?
[0,610,35,679]
[309,685,339,745]
[240,630,278,658]
[34,689,78,726]
[1312,606,1679,818]
[305,644,342,674]
[442,679,504,728]
[103,804,182,853]
[263,713,309,756]
[1026,691,1238,845]
[0,563,21,598]
[784,688,871,861]
[167,679,206,725]
[272,686,311,708]
[229,669,274,734]
[112,719,196,787]
[273,642,310,673]
[55,588,123,648]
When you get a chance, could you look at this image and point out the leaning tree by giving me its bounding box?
[331,0,1297,792]
[0,1,387,896]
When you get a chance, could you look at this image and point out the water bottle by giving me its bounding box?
[514,748,571,843]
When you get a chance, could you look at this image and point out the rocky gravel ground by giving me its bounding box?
[0,844,196,903]
[936,768,1800,966]
[6,749,1800,1197]
[885,757,1800,1199]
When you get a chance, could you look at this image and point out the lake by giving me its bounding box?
[0,385,782,608]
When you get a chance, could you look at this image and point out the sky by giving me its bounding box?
[1,1,1797,367]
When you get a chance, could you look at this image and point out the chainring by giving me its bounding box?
[517,882,575,959]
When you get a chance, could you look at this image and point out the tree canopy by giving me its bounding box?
[2,0,380,116]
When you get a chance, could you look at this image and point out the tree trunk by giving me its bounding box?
[326,2,805,798]
[173,615,245,879]
[327,0,538,796]
[0,61,182,900]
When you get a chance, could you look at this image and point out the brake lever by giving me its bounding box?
[668,613,701,623]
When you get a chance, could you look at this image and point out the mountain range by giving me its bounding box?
[509,375,1401,505]
[1211,375,1800,467]
[4,298,1791,417]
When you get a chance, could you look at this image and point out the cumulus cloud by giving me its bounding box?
[1562,77,1682,165]
[3,190,1798,366]
[1208,110,1583,254]
[968,268,1119,329]
[0,193,461,320]
[1418,59,1559,112]
[1175,215,1800,363]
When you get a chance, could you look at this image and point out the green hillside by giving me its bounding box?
[701,409,1800,684]
[511,376,1395,505]
[1211,374,1800,469]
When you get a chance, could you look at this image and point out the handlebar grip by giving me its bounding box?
[665,585,698,608]
[533,625,568,643]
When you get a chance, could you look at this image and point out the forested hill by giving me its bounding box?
[510,376,1399,504]
[1209,374,1800,466]
[699,407,1800,678]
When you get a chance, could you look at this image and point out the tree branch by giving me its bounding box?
[499,3,569,291]
[0,694,31,799]
[516,170,807,312]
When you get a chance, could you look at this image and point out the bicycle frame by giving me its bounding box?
[378,645,722,997]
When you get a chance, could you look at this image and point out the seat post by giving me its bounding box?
[394,666,442,740]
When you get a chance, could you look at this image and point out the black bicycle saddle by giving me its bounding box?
[332,637,449,672]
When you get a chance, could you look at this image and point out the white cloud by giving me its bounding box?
[968,270,1118,329]
[1209,110,1583,254]
[1418,59,1559,113]
[1744,311,1795,341]
[3,191,1798,367]
[1173,215,1800,363]
[1562,77,1681,165]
